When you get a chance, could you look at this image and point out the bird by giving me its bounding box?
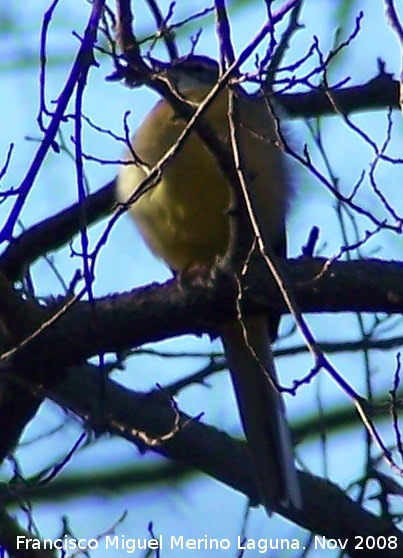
[117,55,301,511]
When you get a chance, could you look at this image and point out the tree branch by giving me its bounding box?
[4,362,401,558]
[279,62,399,117]
[0,257,402,382]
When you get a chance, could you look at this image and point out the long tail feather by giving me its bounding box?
[220,315,301,510]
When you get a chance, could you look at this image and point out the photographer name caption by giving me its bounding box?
[16,534,399,553]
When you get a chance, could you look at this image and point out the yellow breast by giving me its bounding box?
[117,88,287,271]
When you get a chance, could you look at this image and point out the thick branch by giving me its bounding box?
[11,363,402,558]
[0,256,400,462]
[0,181,115,282]
[279,68,399,117]
[0,257,402,379]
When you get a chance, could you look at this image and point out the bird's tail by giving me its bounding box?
[220,315,301,511]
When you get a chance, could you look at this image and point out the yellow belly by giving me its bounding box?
[117,88,287,271]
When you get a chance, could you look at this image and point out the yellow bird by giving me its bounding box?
[117,55,301,511]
